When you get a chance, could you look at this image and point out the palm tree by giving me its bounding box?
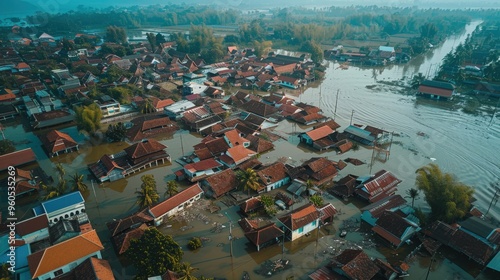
[165,180,179,198]
[41,180,67,200]
[70,173,88,193]
[237,168,260,196]
[141,98,155,114]
[176,262,198,280]
[135,184,159,209]
[55,162,65,179]
[405,188,420,208]
[305,179,315,196]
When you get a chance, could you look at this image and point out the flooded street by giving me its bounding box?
[2,19,499,280]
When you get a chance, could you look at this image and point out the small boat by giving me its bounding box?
[242,271,250,280]
[339,230,348,238]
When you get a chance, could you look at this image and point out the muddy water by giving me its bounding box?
[3,20,499,280]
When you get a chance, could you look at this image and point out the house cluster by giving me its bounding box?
[0,191,115,280]
[325,45,411,66]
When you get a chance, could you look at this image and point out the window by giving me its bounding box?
[54,269,64,276]
[312,220,317,227]
[298,227,303,234]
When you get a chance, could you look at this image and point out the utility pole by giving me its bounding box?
[334,89,339,121]
[180,131,184,156]
[91,180,98,208]
[370,140,376,175]
[387,131,394,160]
[225,212,233,258]
[425,254,436,280]
[485,181,500,217]
[350,110,354,126]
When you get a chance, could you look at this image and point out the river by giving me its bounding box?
[2,19,499,279]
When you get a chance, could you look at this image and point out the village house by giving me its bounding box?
[0,88,16,103]
[150,97,175,112]
[240,99,279,118]
[106,209,153,255]
[371,210,420,248]
[126,116,179,142]
[299,125,336,150]
[418,80,455,100]
[51,257,115,280]
[360,195,408,227]
[32,191,87,226]
[41,130,79,157]
[329,174,359,198]
[288,157,338,186]
[474,81,500,97]
[329,249,380,280]
[183,158,223,182]
[14,168,39,196]
[0,148,37,171]
[239,196,263,216]
[0,104,18,121]
[15,214,50,245]
[355,170,402,203]
[277,203,320,241]
[317,203,338,225]
[32,110,75,129]
[244,223,284,252]
[89,139,170,182]
[147,183,204,226]
[220,145,257,168]
[27,230,104,280]
[181,106,224,133]
[201,168,238,198]
[95,95,121,117]
[164,100,197,120]
[256,162,290,193]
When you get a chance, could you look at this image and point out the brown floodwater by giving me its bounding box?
[2,20,499,280]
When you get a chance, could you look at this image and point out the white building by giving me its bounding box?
[32,191,86,226]
[278,203,320,241]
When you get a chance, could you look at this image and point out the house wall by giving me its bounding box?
[37,252,102,280]
[291,219,319,241]
[300,134,313,145]
[153,193,203,226]
[47,204,86,225]
[265,177,291,192]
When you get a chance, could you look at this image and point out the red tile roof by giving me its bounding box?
[330,249,380,280]
[240,196,262,214]
[28,230,104,279]
[16,214,49,236]
[224,129,249,147]
[204,169,237,198]
[124,139,167,159]
[279,203,319,231]
[257,162,288,186]
[0,148,36,171]
[418,85,453,97]
[227,145,256,164]
[244,223,283,248]
[113,223,149,254]
[356,170,401,203]
[106,209,153,237]
[149,183,203,218]
[43,130,78,154]
[306,125,334,141]
[184,158,221,173]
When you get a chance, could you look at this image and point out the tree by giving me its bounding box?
[127,228,183,279]
[105,122,127,142]
[420,22,438,40]
[237,168,261,195]
[416,164,474,223]
[41,179,67,200]
[176,262,199,280]
[300,40,324,63]
[55,162,66,179]
[70,173,88,193]
[187,237,202,250]
[309,194,324,207]
[106,25,127,44]
[0,263,12,280]
[260,194,274,207]
[253,40,273,58]
[146,32,157,51]
[136,175,159,209]
[141,98,155,114]
[410,73,425,89]
[405,188,420,208]
[75,103,102,135]
[0,139,15,155]
[264,205,278,216]
[165,180,179,198]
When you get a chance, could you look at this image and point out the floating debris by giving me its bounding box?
[345,158,365,166]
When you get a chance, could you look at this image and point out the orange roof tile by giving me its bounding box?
[224,129,249,147]
[149,183,203,217]
[28,230,104,279]
[306,125,334,141]
[89,257,115,279]
[227,145,256,164]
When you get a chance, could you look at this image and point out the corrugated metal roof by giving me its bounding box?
[42,191,84,214]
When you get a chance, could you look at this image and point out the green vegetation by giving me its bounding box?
[165,180,179,198]
[69,173,88,193]
[75,103,103,136]
[135,175,160,209]
[105,122,127,142]
[187,237,202,250]
[41,179,67,200]
[237,168,261,196]
[127,228,183,279]
[177,262,199,280]
[309,194,324,207]
[0,264,12,280]
[0,139,15,155]
[405,188,420,208]
[416,163,474,223]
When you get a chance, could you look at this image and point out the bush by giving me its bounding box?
[187,237,202,250]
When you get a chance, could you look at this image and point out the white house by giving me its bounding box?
[278,203,320,241]
[148,183,204,226]
[27,230,104,280]
[32,191,86,226]
[183,158,223,182]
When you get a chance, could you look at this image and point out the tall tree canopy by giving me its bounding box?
[416,164,474,223]
[75,103,102,135]
[127,228,183,279]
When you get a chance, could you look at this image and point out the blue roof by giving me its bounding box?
[0,242,29,269]
[33,205,45,216]
[487,251,500,272]
[344,125,375,142]
[42,191,84,214]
